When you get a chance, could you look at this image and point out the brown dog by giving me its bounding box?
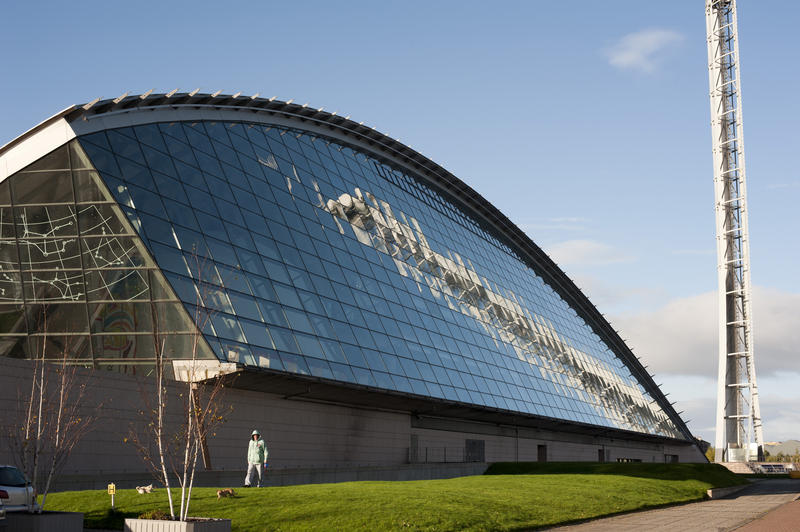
[216,488,236,500]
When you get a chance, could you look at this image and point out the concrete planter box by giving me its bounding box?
[4,511,84,532]
[124,517,231,532]
[706,484,749,499]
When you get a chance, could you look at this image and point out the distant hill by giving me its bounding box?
[765,440,800,456]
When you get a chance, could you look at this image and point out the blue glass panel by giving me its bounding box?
[239,318,273,348]
[279,352,310,375]
[254,236,281,261]
[206,238,238,266]
[228,292,261,321]
[211,313,245,342]
[273,282,302,309]
[270,326,300,353]
[253,347,283,371]
[329,362,356,383]
[250,277,277,302]
[283,307,315,334]
[341,344,368,368]
[365,371,391,390]
[166,138,197,167]
[258,299,289,327]
[319,338,347,364]
[352,367,376,387]
[237,248,267,276]
[294,332,326,359]
[134,124,168,152]
[141,146,177,179]
[306,357,334,380]
[183,123,214,154]
[175,161,208,191]
[185,187,218,215]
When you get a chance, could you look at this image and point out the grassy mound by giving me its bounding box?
[485,462,748,487]
[44,464,745,531]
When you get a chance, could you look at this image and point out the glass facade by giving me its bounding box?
[0,141,216,372]
[0,117,683,439]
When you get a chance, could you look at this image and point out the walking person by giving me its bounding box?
[244,429,268,487]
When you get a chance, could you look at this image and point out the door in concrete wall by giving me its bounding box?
[465,439,485,462]
[537,444,547,462]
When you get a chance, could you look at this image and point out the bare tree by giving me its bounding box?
[174,333,227,521]
[128,254,231,521]
[6,318,98,512]
[127,314,178,518]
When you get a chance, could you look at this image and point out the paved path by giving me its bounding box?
[735,496,800,532]
[549,479,800,532]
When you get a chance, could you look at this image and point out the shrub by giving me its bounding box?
[138,509,172,521]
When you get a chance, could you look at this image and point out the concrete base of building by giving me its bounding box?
[0,357,705,492]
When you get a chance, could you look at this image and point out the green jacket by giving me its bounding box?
[248,438,267,464]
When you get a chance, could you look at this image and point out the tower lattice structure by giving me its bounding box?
[705,0,763,463]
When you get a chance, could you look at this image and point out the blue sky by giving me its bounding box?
[1,1,797,442]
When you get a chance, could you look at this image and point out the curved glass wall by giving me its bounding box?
[1,118,681,438]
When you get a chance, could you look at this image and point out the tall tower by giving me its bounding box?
[705,0,763,463]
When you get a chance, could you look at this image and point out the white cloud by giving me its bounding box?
[759,394,800,442]
[611,287,800,378]
[545,239,634,267]
[673,395,716,442]
[567,273,667,315]
[664,384,800,443]
[606,28,684,73]
[612,289,800,442]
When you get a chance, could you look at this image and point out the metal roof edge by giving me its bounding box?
[0,104,78,156]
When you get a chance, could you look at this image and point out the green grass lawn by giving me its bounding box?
[44,463,747,531]
[485,461,749,485]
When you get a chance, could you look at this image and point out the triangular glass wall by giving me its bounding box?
[0,140,216,375]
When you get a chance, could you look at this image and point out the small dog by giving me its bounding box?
[217,488,236,500]
[135,484,154,494]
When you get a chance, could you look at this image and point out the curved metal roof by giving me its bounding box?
[1,91,695,442]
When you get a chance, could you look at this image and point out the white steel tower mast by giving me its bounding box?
[705,0,763,463]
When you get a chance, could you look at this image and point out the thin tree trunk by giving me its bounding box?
[20,350,39,494]
[179,379,194,521]
[184,431,201,521]
[31,351,46,512]
[40,355,67,511]
[24,353,38,440]
[155,341,175,520]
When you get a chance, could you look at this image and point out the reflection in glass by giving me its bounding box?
[11,118,690,439]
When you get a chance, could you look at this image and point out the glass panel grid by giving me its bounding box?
[75,120,683,438]
[0,141,216,372]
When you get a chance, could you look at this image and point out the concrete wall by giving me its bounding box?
[411,422,703,464]
[0,358,704,491]
[207,387,410,470]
